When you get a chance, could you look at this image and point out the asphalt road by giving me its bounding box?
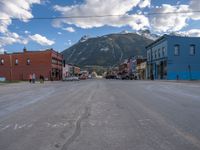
[0,80,200,150]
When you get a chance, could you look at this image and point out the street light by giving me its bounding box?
[188,64,192,80]
[9,54,13,81]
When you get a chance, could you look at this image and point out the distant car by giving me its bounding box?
[0,77,6,82]
[116,75,121,80]
[79,75,87,80]
[64,76,80,81]
[105,75,117,79]
[88,75,92,79]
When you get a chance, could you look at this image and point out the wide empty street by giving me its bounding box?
[0,80,200,150]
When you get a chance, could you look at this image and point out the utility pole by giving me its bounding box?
[9,54,13,81]
[188,64,192,80]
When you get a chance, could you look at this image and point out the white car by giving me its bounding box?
[0,77,6,82]
[64,76,80,81]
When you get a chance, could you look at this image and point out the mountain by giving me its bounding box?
[62,32,154,67]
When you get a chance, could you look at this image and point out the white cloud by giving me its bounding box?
[150,4,190,32]
[57,32,62,35]
[177,29,200,37]
[52,0,200,34]
[68,40,72,45]
[53,0,150,30]
[63,27,76,32]
[0,48,5,54]
[149,0,200,33]
[29,34,55,46]
[24,30,31,34]
[189,0,200,20]
[0,32,28,48]
[0,0,42,34]
[0,0,44,50]
[64,40,72,46]
[139,0,151,8]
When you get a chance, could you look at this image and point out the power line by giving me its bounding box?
[0,15,124,21]
[147,10,200,16]
[0,10,200,21]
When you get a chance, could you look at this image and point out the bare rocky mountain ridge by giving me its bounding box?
[62,32,154,67]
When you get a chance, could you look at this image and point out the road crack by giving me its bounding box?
[61,106,91,150]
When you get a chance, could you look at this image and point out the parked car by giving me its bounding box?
[79,75,87,80]
[64,76,80,81]
[0,77,6,82]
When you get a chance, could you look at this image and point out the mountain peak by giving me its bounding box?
[79,35,91,43]
[137,29,159,40]
[62,33,154,67]
[120,30,131,34]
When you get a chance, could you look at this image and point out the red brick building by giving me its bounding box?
[0,48,63,81]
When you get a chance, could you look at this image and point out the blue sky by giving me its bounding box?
[0,0,200,53]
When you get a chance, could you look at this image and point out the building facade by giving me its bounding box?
[146,35,200,80]
[0,48,63,81]
[62,64,81,79]
[128,56,145,75]
[136,61,147,80]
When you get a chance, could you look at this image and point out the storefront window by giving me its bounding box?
[15,59,18,65]
[190,45,195,56]
[27,58,30,65]
[174,45,180,56]
[0,58,4,65]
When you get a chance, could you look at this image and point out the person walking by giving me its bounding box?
[29,74,32,83]
[39,75,42,83]
[32,73,36,83]
[39,75,44,83]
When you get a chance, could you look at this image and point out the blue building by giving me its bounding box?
[146,35,200,80]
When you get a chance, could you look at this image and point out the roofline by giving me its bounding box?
[146,34,200,49]
[0,48,62,55]
[66,63,80,68]
[145,34,167,49]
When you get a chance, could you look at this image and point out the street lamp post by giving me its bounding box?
[9,55,13,81]
[188,64,192,80]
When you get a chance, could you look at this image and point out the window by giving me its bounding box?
[27,58,30,65]
[162,47,166,56]
[153,52,155,59]
[158,49,161,58]
[148,53,150,61]
[190,45,195,56]
[52,58,57,64]
[0,58,4,65]
[155,51,157,59]
[174,45,180,56]
[15,59,18,65]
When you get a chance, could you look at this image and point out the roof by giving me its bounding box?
[146,34,200,49]
[145,34,167,49]
[0,48,61,55]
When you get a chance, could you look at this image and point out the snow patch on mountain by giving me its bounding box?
[100,47,110,52]
[79,35,90,43]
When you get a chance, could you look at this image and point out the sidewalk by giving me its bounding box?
[132,79,200,84]
[148,79,200,85]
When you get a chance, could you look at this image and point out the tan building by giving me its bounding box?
[136,61,147,80]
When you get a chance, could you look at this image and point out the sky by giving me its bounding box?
[1,0,200,53]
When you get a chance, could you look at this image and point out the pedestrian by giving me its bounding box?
[151,73,154,80]
[176,75,179,80]
[32,73,36,83]
[29,74,32,83]
[39,75,44,83]
[42,75,45,83]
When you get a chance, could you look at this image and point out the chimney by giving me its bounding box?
[23,47,27,52]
